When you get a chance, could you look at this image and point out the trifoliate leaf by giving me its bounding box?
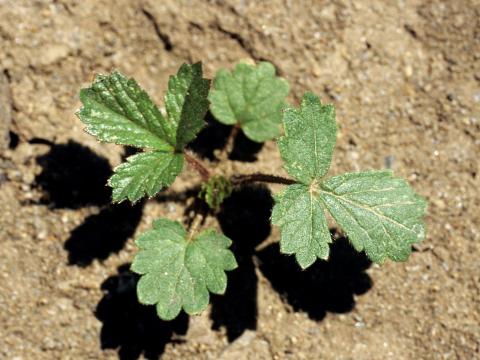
[199,175,233,211]
[319,170,427,263]
[131,218,238,320]
[209,61,290,142]
[165,63,210,150]
[274,92,426,268]
[78,63,210,152]
[271,184,331,269]
[79,64,210,204]
[78,71,173,151]
[278,92,336,183]
[108,151,184,203]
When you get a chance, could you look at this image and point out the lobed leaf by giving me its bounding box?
[78,63,211,204]
[108,151,184,203]
[274,92,426,268]
[131,218,237,320]
[165,63,210,149]
[78,64,210,152]
[271,184,331,269]
[278,92,337,183]
[209,61,290,142]
[77,71,173,151]
[319,171,427,263]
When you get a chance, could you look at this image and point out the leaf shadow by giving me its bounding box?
[96,264,189,360]
[256,234,373,321]
[37,139,373,353]
[33,140,147,267]
[229,130,263,162]
[210,184,273,341]
[187,111,263,162]
[34,140,112,209]
[64,202,144,267]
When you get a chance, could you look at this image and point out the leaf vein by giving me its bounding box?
[321,190,416,234]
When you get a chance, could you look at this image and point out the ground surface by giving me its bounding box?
[0,0,479,359]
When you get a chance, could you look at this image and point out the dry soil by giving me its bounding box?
[0,0,479,359]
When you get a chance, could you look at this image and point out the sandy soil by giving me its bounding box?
[0,0,479,359]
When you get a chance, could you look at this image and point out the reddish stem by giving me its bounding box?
[231,173,297,186]
[184,151,210,181]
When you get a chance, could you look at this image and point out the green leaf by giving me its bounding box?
[273,92,426,268]
[77,71,173,151]
[165,63,210,149]
[278,92,337,183]
[131,218,238,320]
[79,64,210,204]
[199,175,233,211]
[271,184,331,269]
[108,151,183,203]
[209,61,290,142]
[319,170,427,263]
[78,63,210,152]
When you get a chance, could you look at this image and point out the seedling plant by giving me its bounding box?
[77,61,427,320]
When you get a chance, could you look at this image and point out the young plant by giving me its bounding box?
[77,61,427,320]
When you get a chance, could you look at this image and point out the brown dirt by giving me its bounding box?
[1,0,479,359]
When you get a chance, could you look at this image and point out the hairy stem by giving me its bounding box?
[186,196,209,240]
[187,212,204,241]
[223,124,240,158]
[184,151,210,181]
[231,173,297,186]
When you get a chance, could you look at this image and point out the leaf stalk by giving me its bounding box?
[230,173,297,186]
[221,123,240,159]
[184,151,210,181]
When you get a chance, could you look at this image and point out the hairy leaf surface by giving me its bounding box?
[78,71,173,151]
[108,151,184,203]
[165,63,210,149]
[274,92,426,268]
[278,92,336,183]
[209,62,289,142]
[131,219,237,320]
[78,63,209,151]
[271,184,331,269]
[319,170,427,263]
[78,64,210,204]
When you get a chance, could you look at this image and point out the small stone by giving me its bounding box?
[454,15,464,27]
[432,198,446,210]
[404,65,413,77]
[34,44,70,67]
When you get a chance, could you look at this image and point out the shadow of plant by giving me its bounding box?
[257,235,372,320]
[35,137,373,358]
[187,112,230,160]
[210,184,273,341]
[34,140,146,266]
[96,264,188,360]
[188,111,263,162]
[228,130,263,162]
[64,202,144,266]
[35,140,111,209]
